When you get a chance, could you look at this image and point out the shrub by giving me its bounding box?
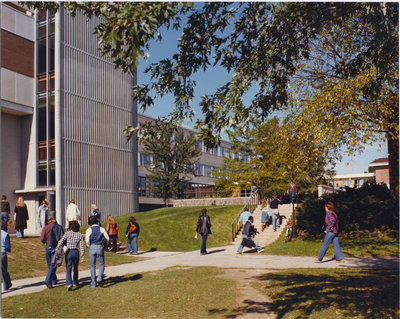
[296,182,399,234]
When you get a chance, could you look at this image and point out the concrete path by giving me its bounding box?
[2,244,398,298]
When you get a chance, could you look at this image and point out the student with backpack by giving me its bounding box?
[196,208,212,255]
[126,216,140,255]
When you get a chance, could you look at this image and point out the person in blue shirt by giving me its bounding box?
[238,209,252,225]
[1,220,12,290]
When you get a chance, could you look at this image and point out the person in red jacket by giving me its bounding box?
[106,215,118,252]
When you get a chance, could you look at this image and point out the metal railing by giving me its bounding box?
[231,188,260,241]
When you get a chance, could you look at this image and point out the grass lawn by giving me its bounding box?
[8,236,139,280]
[258,268,399,319]
[90,205,242,252]
[2,267,239,319]
[264,227,399,257]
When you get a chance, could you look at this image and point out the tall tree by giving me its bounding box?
[134,120,201,206]
[215,118,329,198]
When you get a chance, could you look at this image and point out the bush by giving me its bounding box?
[296,182,399,234]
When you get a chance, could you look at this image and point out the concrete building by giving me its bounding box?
[137,113,238,210]
[1,3,138,234]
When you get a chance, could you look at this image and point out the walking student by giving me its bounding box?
[1,220,12,290]
[269,195,282,231]
[106,215,118,252]
[260,199,269,231]
[37,199,49,233]
[14,196,29,238]
[86,216,109,287]
[41,214,64,288]
[125,216,140,255]
[196,208,212,255]
[1,195,11,226]
[65,199,81,229]
[55,220,85,291]
[315,201,344,263]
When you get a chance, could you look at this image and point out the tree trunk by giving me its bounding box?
[387,133,399,197]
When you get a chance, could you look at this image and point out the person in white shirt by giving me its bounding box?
[65,200,81,229]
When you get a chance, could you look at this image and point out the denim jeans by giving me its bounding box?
[200,233,208,254]
[271,210,280,230]
[290,191,295,203]
[318,231,344,261]
[1,252,11,289]
[45,244,58,285]
[89,244,105,287]
[65,249,79,287]
[16,229,24,238]
[127,233,138,253]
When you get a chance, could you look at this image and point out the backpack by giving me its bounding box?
[128,222,137,233]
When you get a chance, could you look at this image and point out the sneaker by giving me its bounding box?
[257,248,264,253]
[335,259,345,263]
[236,251,243,255]
[45,282,53,288]
[67,286,72,291]
[5,283,12,290]
[314,257,322,263]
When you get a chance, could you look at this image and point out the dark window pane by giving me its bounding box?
[38,107,46,141]
[50,94,55,139]
[38,164,47,186]
[49,19,55,35]
[37,38,46,74]
[49,36,54,72]
[50,164,55,185]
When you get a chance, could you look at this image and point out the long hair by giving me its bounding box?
[107,215,116,224]
[16,196,26,207]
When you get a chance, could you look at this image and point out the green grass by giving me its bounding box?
[8,237,139,280]
[90,205,242,252]
[258,268,399,319]
[264,227,399,257]
[2,267,239,319]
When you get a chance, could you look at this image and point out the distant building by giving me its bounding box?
[369,157,390,187]
[137,114,240,210]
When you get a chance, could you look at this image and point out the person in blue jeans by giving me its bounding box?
[196,208,212,255]
[55,221,85,291]
[315,201,344,263]
[1,220,12,290]
[269,196,282,231]
[126,216,140,255]
[85,216,109,287]
[40,215,64,288]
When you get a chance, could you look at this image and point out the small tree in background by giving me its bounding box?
[138,120,201,206]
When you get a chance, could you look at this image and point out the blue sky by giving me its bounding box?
[136,10,387,176]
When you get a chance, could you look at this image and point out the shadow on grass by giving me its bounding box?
[209,299,274,318]
[208,269,399,319]
[259,269,399,319]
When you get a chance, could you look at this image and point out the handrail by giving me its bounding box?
[231,188,260,241]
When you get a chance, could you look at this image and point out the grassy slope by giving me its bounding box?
[91,205,242,252]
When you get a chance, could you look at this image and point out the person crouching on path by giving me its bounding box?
[126,216,140,255]
[237,216,263,254]
[315,201,344,263]
[196,208,212,255]
[1,220,12,290]
[85,216,109,287]
[40,214,64,288]
[55,220,85,291]
[106,215,118,252]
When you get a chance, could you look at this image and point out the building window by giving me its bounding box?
[36,10,55,187]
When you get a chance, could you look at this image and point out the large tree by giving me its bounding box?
[25,2,399,193]
[215,117,329,198]
[134,120,201,206]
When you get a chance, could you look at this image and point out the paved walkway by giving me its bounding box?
[2,244,398,298]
